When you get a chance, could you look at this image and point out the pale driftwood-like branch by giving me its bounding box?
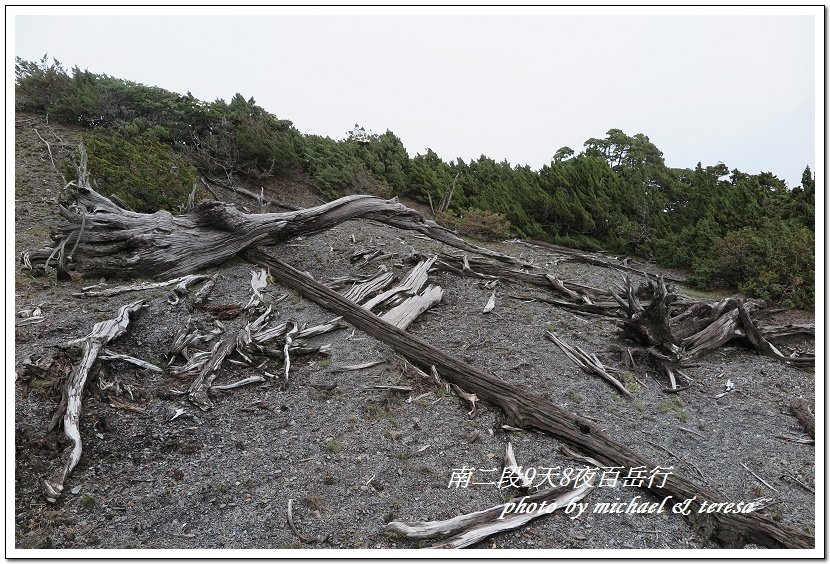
[44,300,145,502]
[343,267,395,303]
[98,351,163,373]
[176,311,342,409]
[22,185,518,280]
[788,398,815,439]
[385,452,597,549]
[245,269,268,309]
[362,257,436,312]
[545,331,632,399]
[450,383,478,417]
[381,285,444,330]
[282,322,298,387]
[75,274,209,298]
[211,375,266,391]
[193,273,219,306]
[247,248,812,549]
[286,498,328,544]
[502,440,532,489]
[482,290,496,314]
[332,359,387,373]
[187,308,272,410]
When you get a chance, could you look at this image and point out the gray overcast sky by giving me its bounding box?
[14,11,818,187]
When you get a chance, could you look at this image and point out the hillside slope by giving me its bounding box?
[13,114,815,551]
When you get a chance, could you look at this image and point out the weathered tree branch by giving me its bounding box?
[44,300,145,502]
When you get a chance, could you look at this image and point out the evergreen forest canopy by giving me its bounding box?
[15,56,815,307]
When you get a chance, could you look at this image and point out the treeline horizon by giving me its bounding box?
[15,56,815,307]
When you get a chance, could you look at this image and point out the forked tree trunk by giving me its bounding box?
[21,187,518,280]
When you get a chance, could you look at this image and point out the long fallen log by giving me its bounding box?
[244,248,813,549]
[44,300,146,502]
[788,398,815,440]
[22,185,518,280]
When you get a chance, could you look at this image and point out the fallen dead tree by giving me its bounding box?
[245,248,813,549]
[21,184,518,280]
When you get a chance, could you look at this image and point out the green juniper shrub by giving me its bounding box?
[80,131,197,213]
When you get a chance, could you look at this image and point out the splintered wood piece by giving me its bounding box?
[736,303,814,367]
[283,322,298,386]
[248,250,812,549]
[502,440,532,489]
[681,309,740,358]
[545,331,632,398]
[187,307,272,410]
[193,273,219,306]
[482,290,496,314]
[251,317,344,346]
[211,375,266,391]
[332,360,387,373]
[386,479,595,548]
[381,285,444,330]
[450,383,478,417]
[73,275,208,298]
[98,351,163,373]
[371,385,413,393]
[246,269,268,309]
[343,267,395,303]
[44,300,145,502]
[788,397,815,439]
[545,274,584,302]
[362,257,437,312]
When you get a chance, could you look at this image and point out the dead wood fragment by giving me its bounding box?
[450,383,478,417]
[187,308,272,410]
[788,398,815,439]
[371,385,413,393]
[98,351,163,373]
[331,360,387,373]
[342,267,395,303]
[482,290,496,314]
[502,440,532,489]
[193,273,219,306]
[545,331,632,398]
[245,269,268,309]
[74,275,209,298]
[740,463,780,493]
[282,322,298,387]
[211,375,266,391]
[44,300,145,502]
[386,450,600,548]
[106,396,146,413]
[247,248,813,549]
[380,285,444,330]
[362,257,436,312]
[287,498,328,544]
